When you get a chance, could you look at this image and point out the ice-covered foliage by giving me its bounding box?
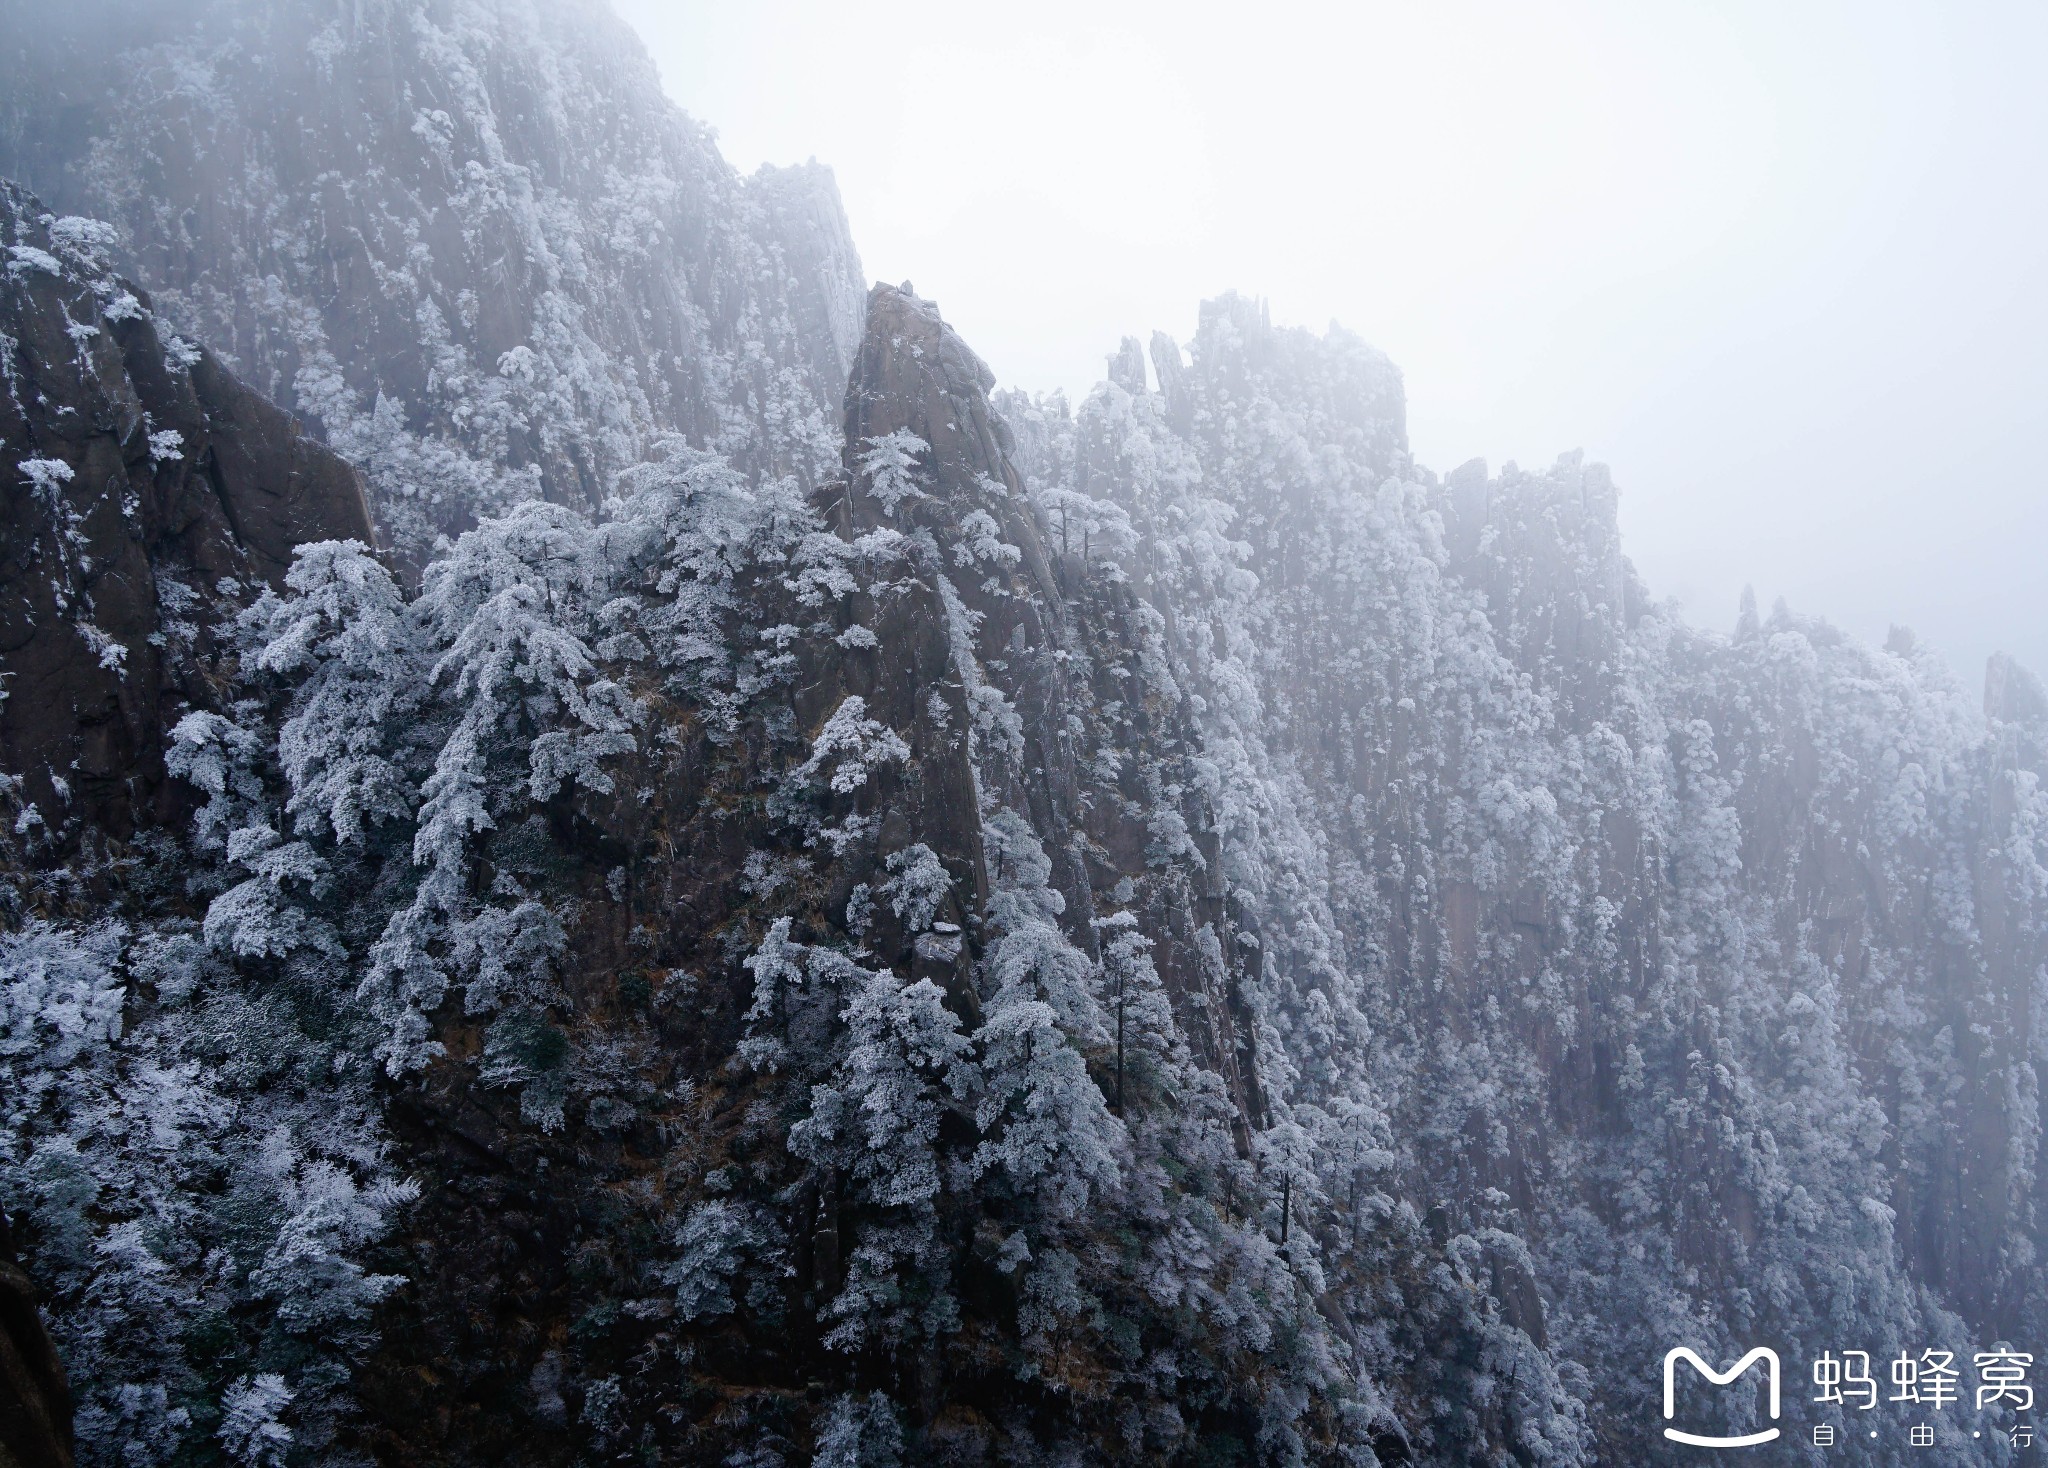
[855,430,931,519]
[792,963,973,1351]
[991,300,2048,1464]
[218,1373,295,1468]
[800,697,912,795]
[661,1199,779,1324]
[812,1391,905,1468]
[0,918,413,1468]
[0,404,864,1460]
[205,438,825,1130]
[879,843,951,932]
[7,10,2046,1456]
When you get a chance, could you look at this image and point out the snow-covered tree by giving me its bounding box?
[855,430,930,519]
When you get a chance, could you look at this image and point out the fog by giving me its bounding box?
[617,0,2048,687]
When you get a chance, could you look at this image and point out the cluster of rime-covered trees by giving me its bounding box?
[5,2,2047,1465]
[3,396,1365,1461]
[998,299,2048,1463]
[14,275,2046,1468]
[0,439,777,1461]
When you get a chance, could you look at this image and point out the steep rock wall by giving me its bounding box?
[320,285,1478,1466]
[0,1209,71,1468]
[0,180,371,862]
[1,183,409,1468]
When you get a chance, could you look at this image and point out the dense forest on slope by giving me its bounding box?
[3,3,2045,1466]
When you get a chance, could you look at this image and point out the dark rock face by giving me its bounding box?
[0,1210,71,1468]
[0,0,865,555]
[0,191,374,1464]
[0,181,371,858]
[841,288,1272,1128]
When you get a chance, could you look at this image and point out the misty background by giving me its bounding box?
[616,0,2048,685]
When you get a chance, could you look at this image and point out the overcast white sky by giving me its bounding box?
[614,0,2048,686]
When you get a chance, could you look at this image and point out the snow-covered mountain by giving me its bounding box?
[3,4,2044,1466]
[2,0,863,557]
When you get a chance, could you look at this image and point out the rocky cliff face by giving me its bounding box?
[0,181,372,865]
[0,0,864,556]
[0,1207,73,1468]
[265,284,1452,1466]
[1,180,401,1468]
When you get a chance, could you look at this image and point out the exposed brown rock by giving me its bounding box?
[0,1209,71,1468]
[0,180,372,856]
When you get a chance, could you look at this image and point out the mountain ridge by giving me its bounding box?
[1,4,2044,1466]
